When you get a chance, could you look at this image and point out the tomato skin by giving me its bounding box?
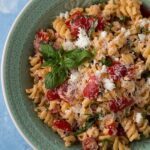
[37,30,50,42]
[46,89,60,101]
[107,123,117,135]
[53,119,72,132]
[109,97,133,113]
[82,137,98,150]
[83,76,99,99]
[66,12,104,37]
[107,62,127,81]
[96,16,104,31]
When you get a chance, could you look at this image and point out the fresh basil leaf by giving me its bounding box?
[40,44,59,60]
[101,57,112,66]
[64,49,93,69]
[45,67,68,89]
[42,60,57,67]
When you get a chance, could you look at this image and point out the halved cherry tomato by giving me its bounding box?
[53,119,71,132]
[83,76,99,99]
[46,89,60,101]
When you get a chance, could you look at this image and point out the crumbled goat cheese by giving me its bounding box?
[59,11,69,19]
[147,78,150,85]
[114,57,119,61]
[121,27,126,33]
[103,78,115,91]
[135,113,143,124]
[63,40,75,51]
[95,65,107,77]
[75,28,90,48]
[72,104,82,114]
[69,71,80,83]
[121,27,130,37]
[138,34,146,42]
[139,19,150,27]
[124,30,130,37]
[100,31,107,38]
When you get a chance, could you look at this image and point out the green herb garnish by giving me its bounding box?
[88,20,98,37]
[140,27,150,34]
[40,44,93,89]
[101,57,112,66]
[118,16,130,24]
[74,114,102,136]
[141,70,150,79]
[104,23,113,32]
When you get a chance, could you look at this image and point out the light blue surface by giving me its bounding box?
[0,0,31,149]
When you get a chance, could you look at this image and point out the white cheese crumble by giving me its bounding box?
[103,78,115,91]
[120,27,130,37]
[138,34,146,42]
[69,71,80,83]
[75,28,90,49]
[135,113,143,124]
[121,27,126,33]
[100,31,107,38]
[95,65,107,77]
[72,104,82,114]
[124,30,130,37]
[139,19,150,27]
[59,11,69,19]
[147,78,150,85]
[63,40,75,51]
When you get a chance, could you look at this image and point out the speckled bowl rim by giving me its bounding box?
[1,0,35,149]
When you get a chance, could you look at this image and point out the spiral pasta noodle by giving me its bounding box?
[103,0,142,20]
[53,18,73,40]
[121,118,140,142]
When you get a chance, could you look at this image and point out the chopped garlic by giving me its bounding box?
[138,34,146,42]
[75,28,90,49]
[100,31,107,38]
[63,40,75,51]
[135,113,143,124]
[103,78,115,91]
[59,11,69,19]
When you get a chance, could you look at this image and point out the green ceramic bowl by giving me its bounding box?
[1,0,150,149]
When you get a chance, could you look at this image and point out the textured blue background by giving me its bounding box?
[0,0,31,149]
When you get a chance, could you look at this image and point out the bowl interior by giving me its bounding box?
[2,0,150,149]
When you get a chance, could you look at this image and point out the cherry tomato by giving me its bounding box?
[107,62,127,81]
[36,30,50,42]
[46,89,60,101]
[109,97,133,113]
[83,76,99,99]
[53,119,71,132]
[107,123,117,135]
[66,12,96,37]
